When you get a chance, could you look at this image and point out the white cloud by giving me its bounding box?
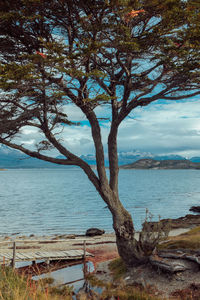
[12,99,200,158]
[118,99,200,157]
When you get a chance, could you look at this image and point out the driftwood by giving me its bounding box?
[159,252,200,265]
[185,255,200,265]
[149,255,189,273]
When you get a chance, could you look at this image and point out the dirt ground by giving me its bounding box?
[93,243,200,300]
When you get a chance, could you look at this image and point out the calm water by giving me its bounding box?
[0,168,200,236]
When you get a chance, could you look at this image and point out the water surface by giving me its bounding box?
[0,168,199,235]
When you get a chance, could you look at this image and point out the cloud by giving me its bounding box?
[12,99,200,158]
[118,99,200,157]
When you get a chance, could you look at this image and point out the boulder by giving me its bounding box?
[189,206,200,213]
[85,228,105,237]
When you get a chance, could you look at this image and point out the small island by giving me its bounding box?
[120,158,200,169]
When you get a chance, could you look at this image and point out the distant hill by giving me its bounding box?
[190,157,200,163]
[0,146,65,168]
[1,145,200,168]
[120,159,200,169]
[80,152,190,166]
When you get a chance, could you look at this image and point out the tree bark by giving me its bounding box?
[101,188,148,266]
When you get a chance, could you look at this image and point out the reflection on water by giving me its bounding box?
[16,260,44,268]
[0,168,200,235]
[32,261,95,292]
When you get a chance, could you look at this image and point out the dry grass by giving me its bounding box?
[108,257,127,280]
[88,258,161,300]
[0,264,161,300]
[0,266,73,300]
[159,226,200,250]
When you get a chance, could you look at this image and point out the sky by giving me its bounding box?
[19,97,200,159]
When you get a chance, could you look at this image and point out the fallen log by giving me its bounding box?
[185,255,200,265]
[149,256,189,273]
[159,252,200,266]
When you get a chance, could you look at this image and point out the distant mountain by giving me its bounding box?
[190,157,200,163]
[1,145,200,168]
[0,146,63,168]
[80,151,189,166]
[120,158,200,169]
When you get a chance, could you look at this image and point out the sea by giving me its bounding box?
[0,168,200,236]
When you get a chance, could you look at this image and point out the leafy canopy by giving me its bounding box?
[0,0,199,159]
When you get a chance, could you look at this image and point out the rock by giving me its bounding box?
[189,206,200,213]
[85,228,105,236]
[149,214,200,229]
[149,256,189,273]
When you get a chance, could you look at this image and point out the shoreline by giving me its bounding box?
[0,224,199,299]
[0,212,198,242]
[0,228,191,243]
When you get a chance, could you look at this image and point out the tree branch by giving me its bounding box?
[42,71,109,187]
[0,138,76,165]
[162,90,200,100]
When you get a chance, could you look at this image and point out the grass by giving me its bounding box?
[0,266,73,300]
[158,226,200,250]
[0,264,161,300]
[100,285,161,300]
[108,257,127,280]
[87,258,161,300]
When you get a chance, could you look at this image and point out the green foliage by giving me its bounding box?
[0,0,199,128]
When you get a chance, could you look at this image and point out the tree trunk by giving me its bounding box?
[105,191,148,266]
[113,206,148,266]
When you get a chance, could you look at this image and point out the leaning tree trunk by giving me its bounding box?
[113,205,149,266]
[104,191,148,266]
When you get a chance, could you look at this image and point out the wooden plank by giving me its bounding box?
[36,251,51,256]
[16,253,29,260]
[0,248,93,265]
[35,252,48,258]
[0,253,12,259]
[64,250,81,256]
[17,253,35,260]
[46,251,61,257]
[32,253,44,259]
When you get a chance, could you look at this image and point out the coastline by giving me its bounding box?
[1,211,199,243]
[0,223,199,299]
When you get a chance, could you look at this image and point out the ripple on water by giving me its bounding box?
[0,169,200,235]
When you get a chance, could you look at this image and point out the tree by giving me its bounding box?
[0,0,199,266]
